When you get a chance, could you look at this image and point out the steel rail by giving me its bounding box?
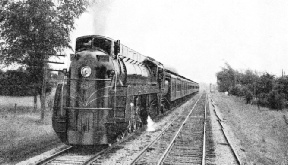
[16,145,72,165]
[129,94,202,165]
[156,94,203,165]
[82,129,141,165]
[201,93,208,165]
[211,98,241,165]
[34,146,73,165]
[129,115,178,165]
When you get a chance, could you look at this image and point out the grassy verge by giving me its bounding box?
[211,92,288,164]
[0,106,60,164]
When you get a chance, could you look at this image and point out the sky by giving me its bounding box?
[67,0,288,84]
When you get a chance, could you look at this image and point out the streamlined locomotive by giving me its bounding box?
[52,35,199,145]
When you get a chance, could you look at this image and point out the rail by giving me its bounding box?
[156,94,202,165]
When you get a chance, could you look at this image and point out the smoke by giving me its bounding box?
[146,116,156,132]
[90,0,114,35]
[67,0,114,60]
[165,65,178,74]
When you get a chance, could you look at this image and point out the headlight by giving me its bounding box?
[81,66,92,77]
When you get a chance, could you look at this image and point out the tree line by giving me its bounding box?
[0,68,58,96]
[216,63,288,110]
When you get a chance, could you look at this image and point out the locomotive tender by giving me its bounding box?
[52,35,199,145]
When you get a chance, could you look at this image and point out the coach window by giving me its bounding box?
[177,82,181,91]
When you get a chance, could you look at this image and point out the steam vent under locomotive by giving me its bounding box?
[52,35,199,145]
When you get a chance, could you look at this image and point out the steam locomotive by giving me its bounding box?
[52,35,199,145]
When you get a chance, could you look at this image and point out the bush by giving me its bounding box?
[228,84,245,96]
[244,90,253,104]
[267,90,285,110]
[0,70,52,96]
[257,93,269,107]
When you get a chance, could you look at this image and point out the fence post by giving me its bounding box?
[14,103,17,113]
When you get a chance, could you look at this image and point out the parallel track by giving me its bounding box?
[210,97,241,165]
[128,93,205,165]
[157,93,208,165]
[36,145,108,165]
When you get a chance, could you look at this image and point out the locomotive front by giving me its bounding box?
[53,36,123,145]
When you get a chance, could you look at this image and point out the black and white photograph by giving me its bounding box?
[1,0,288,164]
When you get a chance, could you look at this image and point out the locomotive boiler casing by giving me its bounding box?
[67,51,117,145]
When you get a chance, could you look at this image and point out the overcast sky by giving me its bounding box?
[68,0,288,84]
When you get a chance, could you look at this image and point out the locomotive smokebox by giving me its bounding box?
[66,50,116,145]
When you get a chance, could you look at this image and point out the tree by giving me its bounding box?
[257,73,275,95]
[239,70,259,96]
[0,0,88,119]
[274,76,288,100]
[216,63,238,92]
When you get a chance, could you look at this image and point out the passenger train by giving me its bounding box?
[52,35,199,145]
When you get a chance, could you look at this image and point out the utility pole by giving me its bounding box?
[40,54,65,121]
[41,66,47,120]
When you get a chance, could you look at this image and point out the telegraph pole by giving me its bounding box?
[41,54,65,120]
[41,66,47,120]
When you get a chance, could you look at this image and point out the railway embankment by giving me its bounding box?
[211,92,288,164]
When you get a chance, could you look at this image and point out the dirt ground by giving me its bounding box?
[211,92,288,165]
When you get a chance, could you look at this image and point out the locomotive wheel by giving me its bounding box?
[161,98,171,112]
[127,122,133,133]
[139,107,148,125]
[116,133,124,142]
[129,121,137,132]
[133,121,138,130]
[137,121,143,128]
[148,100,159,119]
[116,130,128,142]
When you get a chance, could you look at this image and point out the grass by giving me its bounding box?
[212,92,288,164]
[0,94,59,164]
[0,95,41,107]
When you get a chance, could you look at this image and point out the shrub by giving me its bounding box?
[228,84,245,96]
[267,90,285,110]
[257,93,269,107]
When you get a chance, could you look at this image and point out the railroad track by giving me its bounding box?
[36,145,109,165]
[125,93,206,165]
[17,145,110,165]
[209,97,241,165]
[17,94,202,165]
